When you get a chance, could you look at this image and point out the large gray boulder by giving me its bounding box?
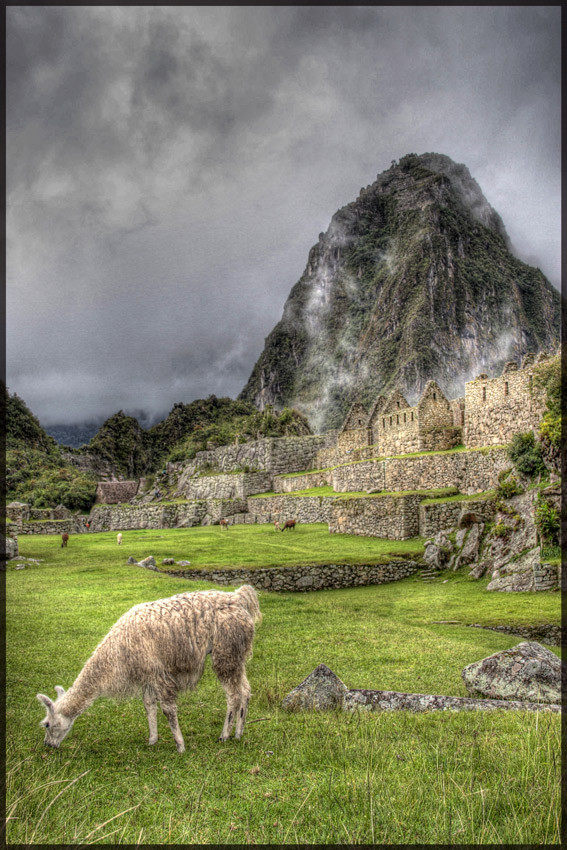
[282,664,347,711]
[1,533,19,560]
[423,532,453,570]
[138,556,157,569]
[462,641,561,704]
[487,547,540,592]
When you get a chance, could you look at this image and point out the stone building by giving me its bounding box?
[336,402,369,452]
[463,359,546,448]
[340,381,459,457]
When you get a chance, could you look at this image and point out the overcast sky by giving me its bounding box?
[7,5,561,426]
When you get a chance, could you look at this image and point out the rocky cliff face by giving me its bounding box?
[239,153,560,431]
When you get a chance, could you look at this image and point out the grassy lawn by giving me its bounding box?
[252,486,458,499]
[420,490,495,505]
[6,529,561,844]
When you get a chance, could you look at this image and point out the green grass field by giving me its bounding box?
[5,527,561,844]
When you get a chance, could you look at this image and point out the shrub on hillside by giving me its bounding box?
[506,432,545,478]
[535,497,560,546]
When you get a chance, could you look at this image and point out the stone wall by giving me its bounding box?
[534,562,561,592]
[329,494,423,539]
[450,397,466,428]
[88,498,250,532]
[331,447,508,496]
[464,363,546,448]
[337,428,370,452]
[273,470,333,493]
[247,495,335,524]
[18,518,84,536]
[177,471,273,500]
[316,444,378,470]
[6,503,30,524]
[178,435,329,478]
[155,559,419,592]
[419,496,497,538]
[95,480,140,504]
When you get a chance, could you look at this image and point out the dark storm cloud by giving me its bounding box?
[6,6,561,426]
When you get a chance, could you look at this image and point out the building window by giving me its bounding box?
[390,416,392,425]
[404,413,406,423]
[411,412,414,421]
[504,382,508,396]
[397,401,400,408]
[433,392,436,400]
[382,418,385,428]
[482,387,486,401]
[461,411,465,426]
[396,415,399,424]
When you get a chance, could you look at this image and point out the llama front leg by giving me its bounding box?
[142,686,158,745]
[160,701,185,753]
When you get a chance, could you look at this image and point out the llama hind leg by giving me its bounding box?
[142,686,158,745]
[154,682,185,753]
[160,700,185,753]
[234,674,251,740]
[215,678,240,742]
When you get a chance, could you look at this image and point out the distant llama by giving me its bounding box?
[61,533,69,548]
[117,533,122,545]
[37,585,262,751]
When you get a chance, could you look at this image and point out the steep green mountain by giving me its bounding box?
[5,387,312,509]
[5,388,98,510]
[239,153,561,431]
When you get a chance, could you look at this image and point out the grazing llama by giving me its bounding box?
[61,533,69,548]
[219,519,229,530]
[117,533,122,545]
[273,521,280,531]
[37,585,262,752]
[281,519,297,532]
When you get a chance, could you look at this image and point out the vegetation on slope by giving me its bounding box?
[5,388,97,511]
[6,385,313,511]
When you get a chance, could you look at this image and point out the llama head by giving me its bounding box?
[235,585,262,626]
[36,687,75,748]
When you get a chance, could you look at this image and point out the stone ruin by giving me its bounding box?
[335,355,549,464]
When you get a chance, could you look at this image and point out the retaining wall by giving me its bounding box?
[419,496,497,538]
[331,447,509,496]
[328,495,423,539]
[88,499,247,531]
[178,434,330,477]
[273,470,333,493]
[153,559,419,592]
[177,471,273,500]
[247,495,335,524]
[18,519,84,536]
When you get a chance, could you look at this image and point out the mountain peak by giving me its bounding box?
[239,153,560,431]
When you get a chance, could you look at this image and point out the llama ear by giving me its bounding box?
[54,686,66,698]
[37,693,54,710]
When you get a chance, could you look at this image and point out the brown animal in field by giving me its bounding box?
[37,585,262,751]
[219,519,229,530]
[273,521,280,531]
[281,519,297,532]
[61,533,69,548]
